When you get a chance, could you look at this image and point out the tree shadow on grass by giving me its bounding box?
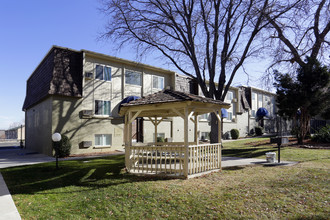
[222,147,277,158]
[1,155,169,195]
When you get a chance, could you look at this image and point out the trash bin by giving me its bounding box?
[266,152,276,163]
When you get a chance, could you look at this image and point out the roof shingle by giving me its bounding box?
[121,89,230,107]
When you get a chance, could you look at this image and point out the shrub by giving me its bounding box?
[230,129,240,139]
[53,134,71,158]
[157,136,165,143]
[255,126,264,136]
[312,125,330,143]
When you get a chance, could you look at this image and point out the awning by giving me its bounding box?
[118,96,140,113]
[256,108,269,118]
[221,108,228,118]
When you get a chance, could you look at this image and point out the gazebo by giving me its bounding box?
[119,89,230,179]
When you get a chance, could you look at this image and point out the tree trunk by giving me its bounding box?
[210,113,219,143]
[297,108,310,145]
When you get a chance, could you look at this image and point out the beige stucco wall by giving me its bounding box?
[51,96,125,155]
[25,97,53,155]
[83,54,175,117]
[48,53,177,155]
[17,126,25,140]
[143,119,172,143]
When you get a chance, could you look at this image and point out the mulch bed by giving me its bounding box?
[286,137,330,149]
[244,137,329,149]
[68,150,124,158]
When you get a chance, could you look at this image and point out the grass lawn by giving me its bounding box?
[1,138,329,219]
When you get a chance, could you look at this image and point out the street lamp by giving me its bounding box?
[52,133,61,169]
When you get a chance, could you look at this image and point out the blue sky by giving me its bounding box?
[0,0,267,130]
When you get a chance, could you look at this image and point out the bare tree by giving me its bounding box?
[262,0,330,143]
[101,0,273,142]
[262,0,330,74]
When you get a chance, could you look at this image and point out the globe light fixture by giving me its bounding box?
[52,133,62,142]
[52,133,62,169]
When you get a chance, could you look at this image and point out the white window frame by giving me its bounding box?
[227,91,233,101]
[125,70,142,86]
[227,112,233,121]
[199,113,209,121]
[95,134,112,147]
[200,132,210,140]
[252,93,257,100]
[95,100,111,116]
[152,75,164,90]
[95,64,112,81]
[251,110,256,118]
[153,133,165,142]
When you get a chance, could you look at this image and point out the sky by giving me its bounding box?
[0,0,268,130]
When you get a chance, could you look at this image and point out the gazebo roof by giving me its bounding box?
[119,89,230,118]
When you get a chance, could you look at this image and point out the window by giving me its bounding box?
[96,65,111,81]
[152,75,164,89]
[251,110,256,117]
[227,91,233,101]
[95,100,111,116]
[95,134,112,146]
[228,112,233,121]
[258,94,263,108]
[201,132,210,140]
[200,113,209,120]
[154,133,165,142]
[252,93,256,100]
[125,70,141,86]
[264,96,268,102]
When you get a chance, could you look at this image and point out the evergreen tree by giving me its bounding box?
[274,57,330,144]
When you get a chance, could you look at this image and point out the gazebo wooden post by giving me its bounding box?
[124,112,129,171]
[217,110,222,169]
[194,114,199,145]
[127,111,133,170]
[154,117,158,144]
[184,107,189,178]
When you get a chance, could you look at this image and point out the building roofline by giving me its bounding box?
[82,49,177,75]
[26,46,81,82]
[241,86,276,95]
[175,73,239,91]
[27,45,177,82]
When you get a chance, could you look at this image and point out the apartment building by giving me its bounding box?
[23,46,279,156]
[23,46,176,156]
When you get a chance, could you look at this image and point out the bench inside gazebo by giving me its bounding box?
[119,89,230,179]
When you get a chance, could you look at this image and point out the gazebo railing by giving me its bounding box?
[126,143,221,178]
[188,143,221,175]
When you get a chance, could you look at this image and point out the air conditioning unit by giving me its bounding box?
[80,141,92,148]
[80,110,93,118]
[85,72,93,80]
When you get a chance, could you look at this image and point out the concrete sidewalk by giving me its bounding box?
[0,148,54,169]
[0,173,21,220]
[0,148,297,219]
[222,156,297,167]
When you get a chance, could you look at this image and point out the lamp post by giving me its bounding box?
[52,133,61,169]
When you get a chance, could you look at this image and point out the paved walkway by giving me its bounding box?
[0,147,297,219]
[0,173,21,220]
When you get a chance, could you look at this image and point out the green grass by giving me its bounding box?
[223,137,330,162]
[1,138,329,219]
